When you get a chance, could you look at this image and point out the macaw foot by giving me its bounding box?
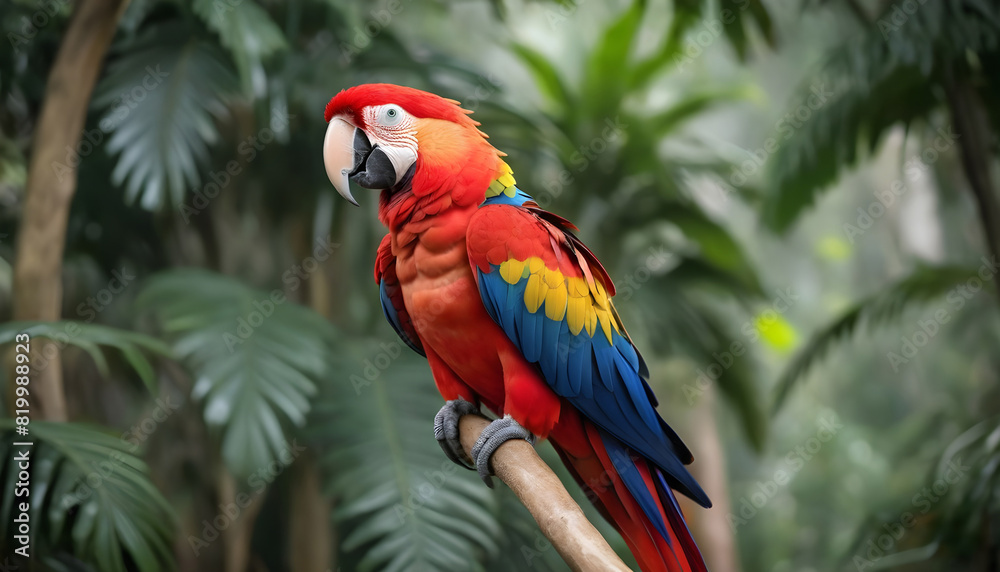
[434,399,480,470]
[471,415,536,488]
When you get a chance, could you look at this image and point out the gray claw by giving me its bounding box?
[434,399,479,470]
[470,415,536,488]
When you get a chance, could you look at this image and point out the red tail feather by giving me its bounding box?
[551,423,707,572]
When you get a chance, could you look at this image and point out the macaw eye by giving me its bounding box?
[379,105,405,127]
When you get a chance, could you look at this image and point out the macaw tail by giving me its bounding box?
[552,423,708,572]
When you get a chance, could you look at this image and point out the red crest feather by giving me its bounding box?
[324,83,480,132]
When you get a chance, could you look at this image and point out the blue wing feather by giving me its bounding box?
[471,192,710,509]
[380,279,424,357]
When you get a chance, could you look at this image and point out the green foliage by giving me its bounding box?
[841,416,1000,569]
[313,348,502,572]
[672,0,775,61]
[93,23,238,210]
[0,421,175,572]
[191,0,287,96]
[629,279,767,449]
[772,265,979,412]
[764,0,1000,231]
[928,416,1000,557]
[484,485,570,572]
[0,321,170,395]
[136,269,335,479]
[509,0,769,450]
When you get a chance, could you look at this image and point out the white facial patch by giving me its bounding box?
[363,104,419,184]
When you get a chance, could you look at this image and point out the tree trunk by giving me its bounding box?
[288,453,333,572]
[686,383,742,572]
[11,0,128,421]
[943,66,1000,304]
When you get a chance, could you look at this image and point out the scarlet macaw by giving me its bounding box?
[323,83,710,572]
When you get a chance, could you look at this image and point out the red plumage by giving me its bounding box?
[331,84,707,572]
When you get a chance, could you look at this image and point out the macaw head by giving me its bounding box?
[323,83,501,208]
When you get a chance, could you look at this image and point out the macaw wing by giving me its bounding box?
[466,199,708,507]
[374,234,424,356]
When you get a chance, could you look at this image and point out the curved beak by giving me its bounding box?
[324,117,410,206]
[323,117,359,206]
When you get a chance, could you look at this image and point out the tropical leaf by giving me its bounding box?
[616,196,764,296]
[763,0,1000,231]
[772,265,979,412]
[671,0,775,61]
[580,0,644,120]
[686,303,768,451]
[192,0,288,96]
[625,282,767,450]
[93,22,237,210]
[0,321,170,395]
[511,43,575,114]
[843,415,1000,568]
[135,269,336,478]
[0,421,175,572]
[313,346,502,572]
[485,484,572,572]
[929,415,1000,555]
[646,86,756,137]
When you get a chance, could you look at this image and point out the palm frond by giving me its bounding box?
[135,269,336,478]
[616,196,764,296]
[772,265,979,412]
[485,485,571,572]
[192,0,288,96]
[0,321,170,395]
[511,43,575,114]
[672,0,775,61]
[93,23,237,210]
[626,283,767,450]
[313,345,503,572]
[844,415,1000,567]
[764,0,1000,231]
[0,421,175,572]
[580,0,644,120]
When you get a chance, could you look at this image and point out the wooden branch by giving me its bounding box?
[11,0,128,420]
[457,415,632,572]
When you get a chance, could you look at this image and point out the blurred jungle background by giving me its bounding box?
[1,0,999,570]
